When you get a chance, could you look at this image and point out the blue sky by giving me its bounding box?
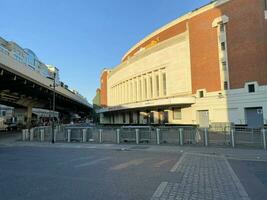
[0,0,210,103]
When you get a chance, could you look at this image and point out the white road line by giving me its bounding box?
[110,159,145,170]
[75,157,111,168]
[58,156,95,165]
[170,153,185,172]
[224,158,250,200]
[151,182,168,199]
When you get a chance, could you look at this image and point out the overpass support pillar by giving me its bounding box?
[26,105,33,129]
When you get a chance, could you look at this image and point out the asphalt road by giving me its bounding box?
[0,145,267,200]
[0,146,180,200]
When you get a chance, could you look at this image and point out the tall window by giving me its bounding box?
[219,23,225,32]
[134,80,137,101]
[130,81,133,102]
[222,61,227,71]
[162,73,167,96]
[221,42,226,51]
[156,74,160,97]
[144,78,147,99]
[149,76,153,98]
[224,81,228,90]
[139,79,142,101]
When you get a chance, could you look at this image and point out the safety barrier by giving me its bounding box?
[22,125,267,150]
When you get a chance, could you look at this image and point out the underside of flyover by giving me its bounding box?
[0,65,92,126]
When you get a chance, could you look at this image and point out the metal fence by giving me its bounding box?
[21,125,267,150]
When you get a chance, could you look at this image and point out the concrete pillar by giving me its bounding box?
[26,105,33,129]
[231,129,235,148]
[135,129,139,144]
[179,128,183,146]
[82,129,87,143]
[30,128,34,141]
[156,128,160,145]
[116,129,120,144]
[40,129,45,142]
[99,129,103,143]
[54,128,57,142]
[67,129,71,142]
[262,129,266,150]
[204,128,208,147]
[24,129,29,140]
[22,129,26,141]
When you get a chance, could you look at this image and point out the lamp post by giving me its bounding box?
[48,66,56,144]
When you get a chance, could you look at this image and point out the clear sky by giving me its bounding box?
[0,0,211,103]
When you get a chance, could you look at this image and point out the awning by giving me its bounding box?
[97,96,195,113]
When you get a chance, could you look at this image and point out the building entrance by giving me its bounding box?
[198,110,209,128]
[245,107,264,128]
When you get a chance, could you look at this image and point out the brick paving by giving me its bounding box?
[151,153,250,200]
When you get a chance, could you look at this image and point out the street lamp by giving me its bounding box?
[48,66,56,144]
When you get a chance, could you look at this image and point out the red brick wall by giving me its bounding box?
[188,8,222,94]
[100,70,109,107]
[220,0,267,89]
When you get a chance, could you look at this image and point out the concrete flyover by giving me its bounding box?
[0,50,92,126]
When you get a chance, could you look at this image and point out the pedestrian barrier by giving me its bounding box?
[22,124,267,150]
[234,127,263,149]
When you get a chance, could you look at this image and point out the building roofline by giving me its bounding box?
[121,0,230,62]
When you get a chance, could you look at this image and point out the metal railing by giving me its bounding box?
[21,125,267,150]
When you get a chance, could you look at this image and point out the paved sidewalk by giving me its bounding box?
[151,153,249,200]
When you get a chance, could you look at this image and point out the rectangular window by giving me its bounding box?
[156,74,159,97]
[162,73,167,96]
[219,23,225,32]
[173,108,182,120]
[222,61,227,71]
[2,111,6,117]
[224,81,228,90]
[221,42,226,51]
[248,84,255,93]
[199,90,204,98]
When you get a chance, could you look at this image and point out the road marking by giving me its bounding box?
[111,159,145,170]
[151,182,168,199]
[58,156,95,165]
[224,158,250,200]
[154,159,171,168]
[170,153,185,172]
[75,157,111,168]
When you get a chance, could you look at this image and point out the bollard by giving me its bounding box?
[135,129,139,144]
[54,128,57,142]
[116,129,120,144]
[262,129,266,150]
[231,129,235,148]
[156,128,160,145]
[30,129,34,141]
[99,129,103,143]
[67,129,71,142]
[82,129,87,143]
[204,128,208,147]
[25,129,29,141]
[179,128,183,146]
[22,129,26,141]
[40,129,45,142]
